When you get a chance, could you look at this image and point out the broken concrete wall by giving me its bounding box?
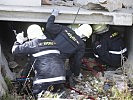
[120,0,133,8]
[124,26,133,82]
[0,44,8,97]
[1,50,15,80]
[0,43,15,97]
[127,26,133,64]
[73,0,103,10]
[73,0,133,12]
[73,0,122,11]
[100,0,122,11]
[0,0,41,6]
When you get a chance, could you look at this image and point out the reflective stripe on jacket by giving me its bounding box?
[12,37,66,85]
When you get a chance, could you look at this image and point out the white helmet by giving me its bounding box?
[74,24,92,38]
[27,24,44,39]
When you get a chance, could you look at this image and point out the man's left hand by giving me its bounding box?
[16,32,28,44]
[51,9,59,17]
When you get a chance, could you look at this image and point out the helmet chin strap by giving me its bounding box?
[38,35,47,39]
[81,37,87,41]
[28,35,46,40]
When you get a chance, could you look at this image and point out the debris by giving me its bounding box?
[73,0,129,11]
[9,61,18,69]
[41,0,52,5]
[53,0,74,7]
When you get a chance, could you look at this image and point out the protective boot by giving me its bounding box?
[32,84,43,99]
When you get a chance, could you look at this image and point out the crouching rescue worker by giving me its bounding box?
[12,24,66,98]
[92,24,127,70]
[45,9,92,82]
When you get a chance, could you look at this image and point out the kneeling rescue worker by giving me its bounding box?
[92,24,127,70]
[12,24,66,98]
[45,9,93,81]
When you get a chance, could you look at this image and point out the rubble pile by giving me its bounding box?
[63,69,133,99]
[37,58,133,100]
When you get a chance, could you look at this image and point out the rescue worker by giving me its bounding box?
[92,24,127,70]
[45,9,92,81]
[12,24,66,98]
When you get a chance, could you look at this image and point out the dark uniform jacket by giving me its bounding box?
[45,15,85,76]
[92,30,127,67]
[12,36,66,86]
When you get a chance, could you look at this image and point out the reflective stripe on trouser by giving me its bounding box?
[109,48,127,55]
[32,50,60,57]
[33,76,66,84]
[94,48,127,58]
[94,53,99,58]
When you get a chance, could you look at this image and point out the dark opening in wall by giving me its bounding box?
[0,21,128,60]
[0,21,47,51]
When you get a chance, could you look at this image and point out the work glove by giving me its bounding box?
[51,9,59,17]
[16,32,28,44]
[92,41,101,56]
[94,41,101,49]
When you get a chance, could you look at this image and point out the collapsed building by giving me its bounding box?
[0,0,133,99]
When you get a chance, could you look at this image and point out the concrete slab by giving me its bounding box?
[0,5,132,26]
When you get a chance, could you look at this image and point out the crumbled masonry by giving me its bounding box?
[9,58,133,99]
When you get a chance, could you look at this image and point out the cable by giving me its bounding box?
[20,59,37,99]
[70,6,82,29]
[73,6,81,24]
